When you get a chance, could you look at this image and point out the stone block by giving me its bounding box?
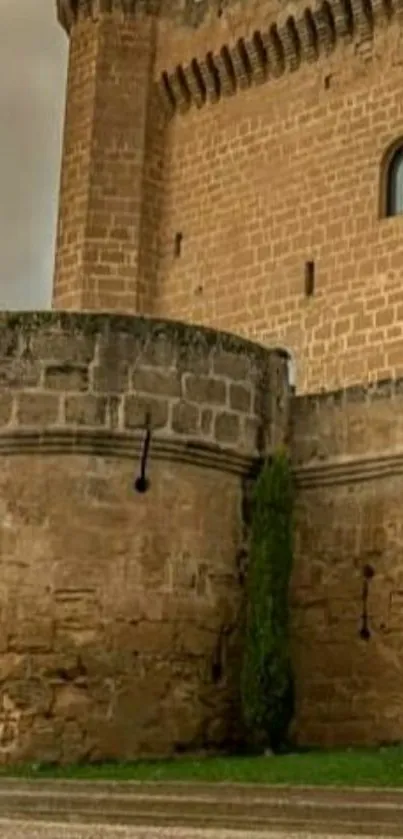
[179,350,211,376]
[0,654,24,682]
[17,393,60,425]
[243,415,261,451]
[131,368,182,397]
[124,394,169,429]
[215,411,240,445]
[92,364,129,393]
[201,408,213,435]
[106,395,122,429]
[141,335,176,367]
[65,394,108,426]
[53,684,91,719]
[0,359,40,389]
[6,679,53,713]
[0,393,13,426]
[229,382,252,412]
[184,374,227,405]
[213,351,250,381]
[45,364,89,392]
[171,399,200,434]
[31,332,96,364]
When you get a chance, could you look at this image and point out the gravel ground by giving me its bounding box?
[0,822,399,839]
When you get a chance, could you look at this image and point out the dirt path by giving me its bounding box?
[0,781,402,836]
[0,823,399,839]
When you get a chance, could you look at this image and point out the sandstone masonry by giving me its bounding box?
[54,0,403,393]
[0,312,288,763]
[2,0,403,758]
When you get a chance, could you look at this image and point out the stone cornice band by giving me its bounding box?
[2,427,403,486]
[159,0,394,116]
[56,0,402,116]
[0,428,258,478]
[295,449,403,488]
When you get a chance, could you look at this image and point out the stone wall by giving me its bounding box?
[291,379,403,746]
[0,312,289,764]
[53,12,158,312]
[153,2,403,393]
[54,0,403,393]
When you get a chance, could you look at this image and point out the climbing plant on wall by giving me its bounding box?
[240,447,295,753]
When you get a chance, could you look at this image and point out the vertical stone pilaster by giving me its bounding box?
[53,3,158,313]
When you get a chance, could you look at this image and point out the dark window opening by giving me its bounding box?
[386,145,403,217]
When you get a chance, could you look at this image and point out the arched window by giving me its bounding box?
[385,144,403,217]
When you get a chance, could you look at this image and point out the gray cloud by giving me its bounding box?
[0,0,68,309]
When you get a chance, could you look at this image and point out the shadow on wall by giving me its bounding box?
[287,354,296,392]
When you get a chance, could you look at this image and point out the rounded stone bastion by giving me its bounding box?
[0,312,290,765]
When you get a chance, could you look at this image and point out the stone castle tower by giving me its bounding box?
[2,0,403,764]
[54,0,403,394]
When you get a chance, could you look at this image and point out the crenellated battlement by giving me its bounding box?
[56,0,162,34]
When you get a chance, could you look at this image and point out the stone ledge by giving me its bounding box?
[0,780,403,835]
[2,428,403,486]
[0,428,259,478]
[0,310,288,374]
[293,378,403,415]
[295,448,403,488]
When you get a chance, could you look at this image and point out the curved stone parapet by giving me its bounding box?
[0,312,289,764]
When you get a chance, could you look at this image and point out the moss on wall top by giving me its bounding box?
[0,311,290,372]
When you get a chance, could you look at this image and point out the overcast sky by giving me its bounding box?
[0,0,68,309]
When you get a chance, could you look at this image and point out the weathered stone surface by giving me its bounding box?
[30,331,96,363]
[184,375,227,406]
[16,393,60,425]
[0,359,40,389]
[171,400,199,434]
[65,395,108,426]
[124,395,169,429]
[92,365,129,394]
[0,393,13,426]
[229,383,251,413]
[131,368,182,398]
[215,412,240,445]
[0,313,287,764]
[213,352,250,382]
[45,365,89,392]
[291,379,403,746]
